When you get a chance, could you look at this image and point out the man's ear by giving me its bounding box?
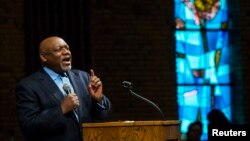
[40,54,47,62]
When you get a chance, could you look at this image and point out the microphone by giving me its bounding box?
[122,81,132,89]
[62,83,79,121]
[63,83,71,95]
[122,81,166,120]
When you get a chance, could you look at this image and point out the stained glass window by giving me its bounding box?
[174,0,231,140]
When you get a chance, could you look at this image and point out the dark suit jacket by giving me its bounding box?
[16,68,111,141]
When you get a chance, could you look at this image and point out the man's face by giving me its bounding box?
[40,37,72,72]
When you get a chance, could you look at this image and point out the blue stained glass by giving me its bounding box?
[217,65,230,83]
[174,0,231,140]
[205,9,228,29]
[206,51,216,67]
[204,67,218,83]
[219,47,230,65]
[175,31,203,47]
[217,32,229,49]
[221,107,232,121]
[175,0,228,30]
[207,32,219,50]
[176,58,195,84]
[214,86,231,105]
[175,31,204,55]
[176,41,185,54]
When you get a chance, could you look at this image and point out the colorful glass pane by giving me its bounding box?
[175,0,231,140]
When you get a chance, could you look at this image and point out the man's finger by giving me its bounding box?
[90,69,95,77]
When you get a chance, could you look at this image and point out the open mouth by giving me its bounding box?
[62,57,71,65]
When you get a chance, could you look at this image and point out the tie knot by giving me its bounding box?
[58,72,67,77]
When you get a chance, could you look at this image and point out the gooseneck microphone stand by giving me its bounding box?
[122,81,166,120]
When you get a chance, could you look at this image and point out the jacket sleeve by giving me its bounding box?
[78,70,112,121]
[92,94,112,120]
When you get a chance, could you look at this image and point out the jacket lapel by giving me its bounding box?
[38,69,81,123]
[38,69,64,104]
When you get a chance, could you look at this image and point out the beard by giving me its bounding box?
[61,64,72,71]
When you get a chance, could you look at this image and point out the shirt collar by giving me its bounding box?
[43,67,66,80]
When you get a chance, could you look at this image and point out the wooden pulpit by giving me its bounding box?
[82,120,181,141]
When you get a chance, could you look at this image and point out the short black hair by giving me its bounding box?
[187,121,203,135]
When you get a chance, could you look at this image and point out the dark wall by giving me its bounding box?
[0,0,25,140]
[87,0,176,121]
[23,0,90,75]
[237,0,250,123]
[0,0,249,141]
